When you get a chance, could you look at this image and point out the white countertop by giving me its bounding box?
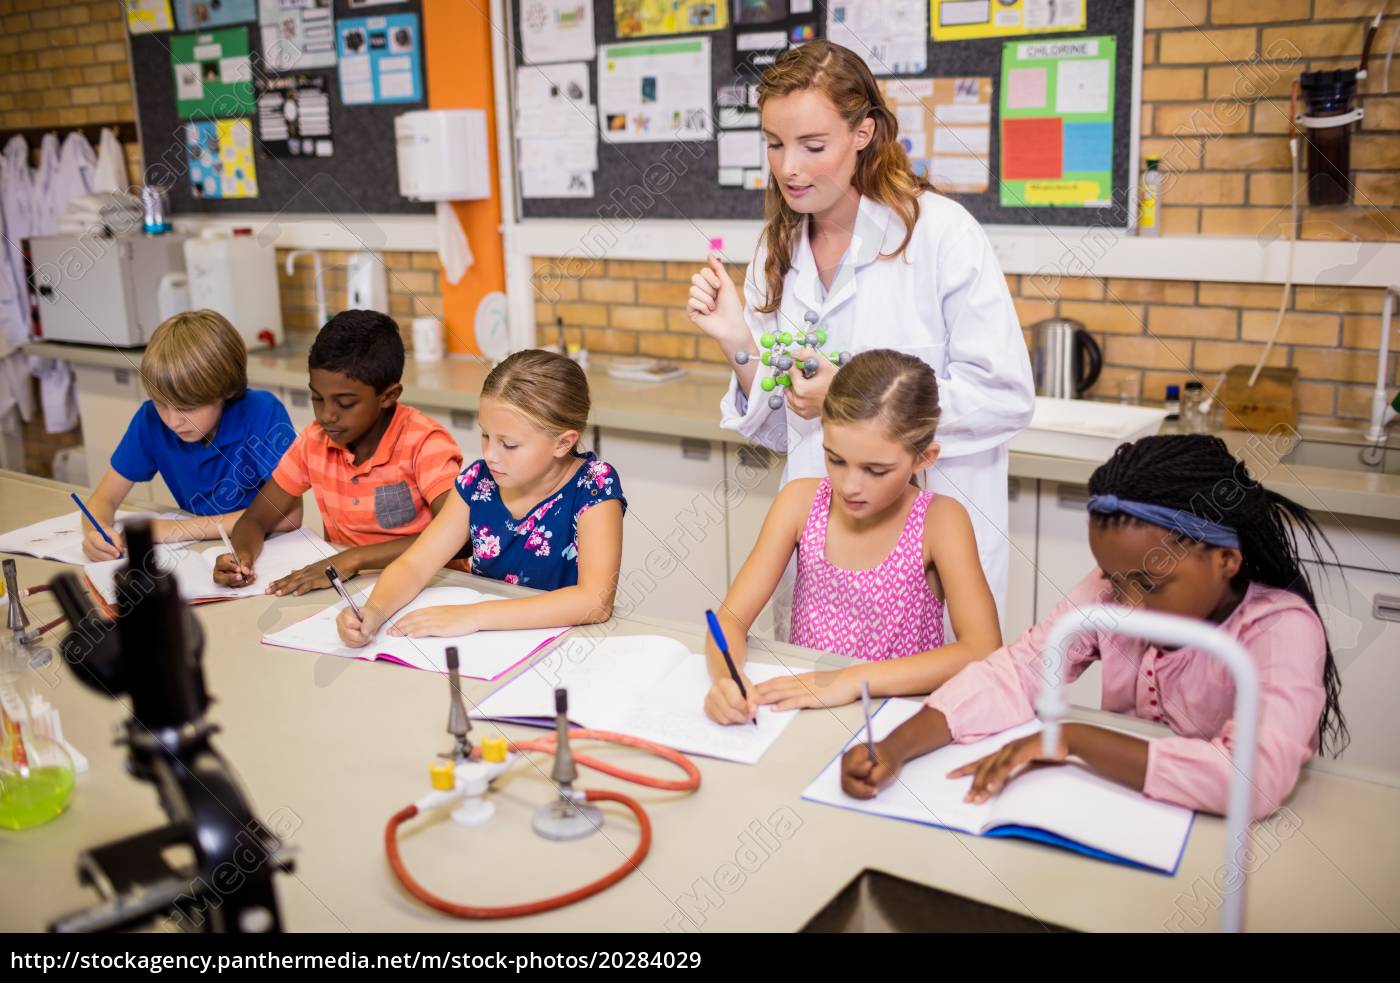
[2,470,1399,933]
[27,340,1400,523]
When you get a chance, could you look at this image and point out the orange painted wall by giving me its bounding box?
[423,0,506,356]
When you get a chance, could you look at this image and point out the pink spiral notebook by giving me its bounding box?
[260,585,571,680]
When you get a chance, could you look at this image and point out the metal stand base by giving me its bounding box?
[531,797,603,841]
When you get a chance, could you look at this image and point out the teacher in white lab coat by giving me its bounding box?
[688,41,1034,625]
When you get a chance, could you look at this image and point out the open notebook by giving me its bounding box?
[472,634,802,765]
[802,698,1194,874]
[0,510,187,566]
[84,529,337,605]
[261,584,570,681]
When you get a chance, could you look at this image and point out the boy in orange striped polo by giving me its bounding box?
[214,310,463,593]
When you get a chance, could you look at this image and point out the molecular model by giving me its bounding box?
[734,312,851,409]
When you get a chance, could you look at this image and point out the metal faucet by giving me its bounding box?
[284,249,328,330]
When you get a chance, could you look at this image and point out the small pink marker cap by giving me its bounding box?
[709,237,724,252]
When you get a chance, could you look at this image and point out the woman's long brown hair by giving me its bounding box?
[754,41,934,315]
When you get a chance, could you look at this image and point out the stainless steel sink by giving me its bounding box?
[1280,438,1398,475]
[800,869,1072,933]
[1209,425,1400,476]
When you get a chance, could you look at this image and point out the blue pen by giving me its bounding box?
[71,492,118,552]
[705,609,756,726]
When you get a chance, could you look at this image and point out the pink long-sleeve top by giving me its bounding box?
[925,570,1326,819]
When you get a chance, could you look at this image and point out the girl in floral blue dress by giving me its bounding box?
[336,350,626,644]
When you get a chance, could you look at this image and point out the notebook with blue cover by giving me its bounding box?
[801,698,1194,875]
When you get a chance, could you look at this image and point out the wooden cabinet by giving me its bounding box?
[723,443,785,640]
[1303,560,1400,783]
[595,428,729,628]
[72,363,175,508]
[1033,481,1100,708]
[1003,477,1038,644]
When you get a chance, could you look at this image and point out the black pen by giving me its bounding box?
[326,566,363,621]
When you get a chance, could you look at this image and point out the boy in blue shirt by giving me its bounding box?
[80,310,298,560]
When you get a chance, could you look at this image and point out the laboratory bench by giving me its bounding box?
[2,470,1399,933]
[22,341,1400,785]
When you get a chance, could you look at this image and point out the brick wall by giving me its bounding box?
[278,250,444,343]
[1141,0,1399,237]
[529,2,1400,428]
[0,0,142,184]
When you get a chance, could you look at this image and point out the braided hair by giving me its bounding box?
[1087,434,1348,757]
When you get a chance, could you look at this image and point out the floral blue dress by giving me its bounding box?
[454,452,626,590]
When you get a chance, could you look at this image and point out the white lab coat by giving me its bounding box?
[0,137,35,425]
[28,132,93,433]
[0,137,34,314]
[721,192,1034,620]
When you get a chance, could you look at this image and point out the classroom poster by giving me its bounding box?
[185,118,260,199]
[735,0,787,24]
[516,63,598,197]
[521,0,596,64]
[826,0,927,75]
[259,0,336,72]
[174,0,257,31]
[931,0,1086,41]
[337,13,423,105]
[614,0,728,38]
[879,77,992,193]
[256,73,334,157]
[599,38,713,143]
[171,27,255,119]
[999,35,1115,208]
[126,0,174,34]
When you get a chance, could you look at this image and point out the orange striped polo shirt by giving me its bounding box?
[271,404,463,547]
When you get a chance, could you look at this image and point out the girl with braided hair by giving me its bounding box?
[841,434,1347,821]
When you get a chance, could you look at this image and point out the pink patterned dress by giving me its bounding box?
[788,478,945,661]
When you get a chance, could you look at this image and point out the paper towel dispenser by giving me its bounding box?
[395,109,491,202]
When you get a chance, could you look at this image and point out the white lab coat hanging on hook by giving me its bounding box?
[721,192,1035,621]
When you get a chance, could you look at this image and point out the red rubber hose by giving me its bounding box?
[506,729,701,792]
[384,730,698,919]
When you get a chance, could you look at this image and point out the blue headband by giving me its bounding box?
[1086,494,1242,549]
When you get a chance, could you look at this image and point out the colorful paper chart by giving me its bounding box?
[336,13,423,105]
[171,27,255,120]
[614,0,728,38]
[932,0,1086,42]
[174,0,257,31]
[880,77,992,194]
[998,35,1115,208]
[126,0,175,34]
[185,118,260,199]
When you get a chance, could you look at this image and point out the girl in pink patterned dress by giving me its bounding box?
[704,350,1002,726]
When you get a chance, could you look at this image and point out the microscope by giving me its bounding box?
[45,520,291,933]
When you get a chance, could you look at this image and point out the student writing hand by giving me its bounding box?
[212,550,256,587]
[336,602,385,647]
[703,673,758,726]
[755,669,859,710]
[840,741,904,799]
[948,731,1069,804]
[388,604,480,639]
[268,558,345,597]
[81,525,124,561]
[785,347,838,420]
[687,252,747,347]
